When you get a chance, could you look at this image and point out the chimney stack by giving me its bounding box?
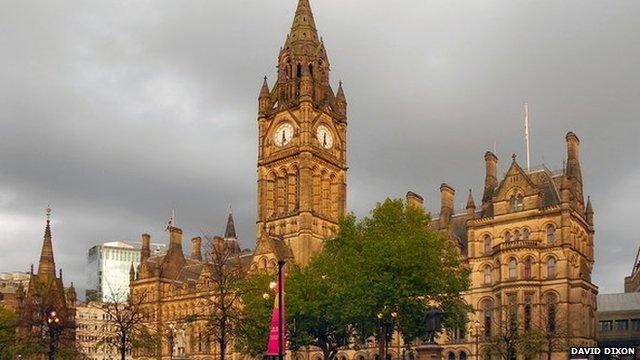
[484,151,498,193]
[141,234,151,263]
[406,191,424,210]
[439,183,455,228]
[169,227,183,249]
[566,132,580,161]
[191,237,202,261]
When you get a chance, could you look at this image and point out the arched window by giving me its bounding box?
[484,265,492,285]
[546,293,558,333]
[509,195,524,212]
[460,352,467,360]
[524,294,533,330]
[448,353,455,360]
[296,63,302,78]
[547,257,557,278]
[483,235,492,254]
[509,259,517,279]
[523,228,530,240]
[483,299,493,338]
[546,224,556,244]
[524,258,532,279]
[514,230,521,241]
[505,231,512,242]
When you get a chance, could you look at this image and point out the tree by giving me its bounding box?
[185,235,252,360]
[98,290,158,360]
[233,272,274,357]
[326,199,470,360]
[237,199,470,360]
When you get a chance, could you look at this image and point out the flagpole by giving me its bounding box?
[524,103,531,171]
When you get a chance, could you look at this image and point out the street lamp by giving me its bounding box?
[471,319,483,360]
[46,310,61,360]
[168,323,175,360]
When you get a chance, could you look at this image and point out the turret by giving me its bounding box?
[129,263,136,282]
[466,189,476,220]
[191,237,202,261]
[335,81,347,117]
[258,76,271,115]
[586,197,594,226]
[439,183,455,228]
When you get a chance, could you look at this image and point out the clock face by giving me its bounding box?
[274,123,294,147]
[316,125,334,149]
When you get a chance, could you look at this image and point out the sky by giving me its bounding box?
[0,0,638,297]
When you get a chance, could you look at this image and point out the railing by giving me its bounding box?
[493,240,538,252]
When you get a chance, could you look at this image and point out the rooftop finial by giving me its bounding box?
[512,153,517,161]
[46,205,52,222]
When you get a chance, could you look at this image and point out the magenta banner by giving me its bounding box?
[265,268,286,356]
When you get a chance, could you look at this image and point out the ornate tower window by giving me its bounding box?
[482,299,494,338]
[508,259,517,279]
[547,257,557,278]
[523,228,530,240]
[546,224,556,244]
[546,293,558,333]
[484,265,492,285]
[524,257,532,279]
[514,230,521,241]
[505,231,512,242]
[483,235,492,255]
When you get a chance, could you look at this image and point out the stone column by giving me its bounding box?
[415,344,443,360]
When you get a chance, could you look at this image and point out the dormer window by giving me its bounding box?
[510,194,524,212]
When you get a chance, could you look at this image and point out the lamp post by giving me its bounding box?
[377,308,398,360]
[471,320,482,360]
[46,310,61,360]
[168,323,175,360]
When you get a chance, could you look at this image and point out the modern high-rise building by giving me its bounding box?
[86,241,166,302]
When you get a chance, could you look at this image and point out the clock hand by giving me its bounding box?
[323,133,327,146]
[282,131,286,144]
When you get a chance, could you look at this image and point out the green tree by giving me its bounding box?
[232,272,273,357]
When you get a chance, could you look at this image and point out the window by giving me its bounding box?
[507,293,518,332]
[448,353,456,360]
[524,294,533,330]
[483,299,493,338]
[546,293,557,333]
[460,352,467,360]
[483,236,492,254]
[514,230,521,241]
[524,258,532,279]
[547,258,557,278]
[505,232,512,242]
[510,195,524,212]
[599,321,612,332]
[509,259,517,279]
[615,320,629,331]
[546,224,556,244]
[523,228,530,240]
[631,319,640,331]
[484,266,492,285]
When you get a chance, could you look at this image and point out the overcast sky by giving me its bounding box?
[1,0,638,297]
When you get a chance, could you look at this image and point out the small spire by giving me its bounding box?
[466,189,476,209]
[224,210,237,239]
[286,0,320,46]
[38,206,56,277]
[585,196,594,225]
[259,76,270,98]
[336,80,346,101]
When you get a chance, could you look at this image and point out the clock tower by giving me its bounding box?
[255,0,347,265]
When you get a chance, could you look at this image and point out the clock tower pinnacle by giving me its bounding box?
[254,0,347,266]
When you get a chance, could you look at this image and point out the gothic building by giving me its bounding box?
[16,210,77,356]
[422,136,598,359]
[129,1,598,360]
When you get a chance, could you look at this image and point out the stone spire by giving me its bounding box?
[225,210,237,239]
[286,0,320,47]
[466,189,476,220]
[38,206,56,277]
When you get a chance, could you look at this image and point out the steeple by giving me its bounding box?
[466,189,476,220]
[286,0,320,47]
[38,206,56,277]
[225,210,237,239]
